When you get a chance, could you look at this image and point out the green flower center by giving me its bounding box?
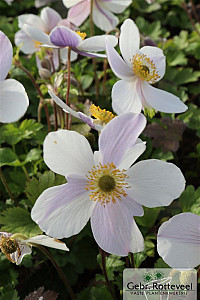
[98,175,116,192]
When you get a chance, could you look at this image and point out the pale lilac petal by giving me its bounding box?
[118,139,146,170]
[93,0,119,31]
[112,79,142,115]
[60,48,78,63]
[141,81,188,113]
[140,46,166,81]
[157,213,200,269]
[40,7,62,33]
[78,113,103,131]
[91,199,144,256]
[50,26,82,47]
[102,0,132,13]
[62,0,83,8]
[106,42,134,80]
[24,235,69,251]
[10,243,32,265]
[72,48,106,58]
[15,30,37,54]
[0,232,12,238]
[78,35,118,52]
[119,19,140,65]
[67,0,90,26]
[99,113,146,167]
[127,159,186,208]
[23,24,51,45]
[44,130,95,176]
[31,175,95,238]
[52,48,59,70]
[18,14,45,31]
[0,31,13,81]
[0,79,29,123]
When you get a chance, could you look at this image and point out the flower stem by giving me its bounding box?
[22,166,30,181]
[66,47,71,129]
[15,63,51,132]
[37,245,75,300]
[130,253,135,268]
[0,168,17,206]
[99,248,117,300]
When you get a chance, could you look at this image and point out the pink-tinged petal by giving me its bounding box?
[23,24,51,45]
[91,199,144,256]
[119,19,140,66]
[101,0,132,13]
[40,7,62,33]
[67,0,90,27]
[31,175,95,238]
[18,14,45,31]
[0,31,12,81]
[140,46,166,81]
[127,159,185,208]
[157,213,200,269]
[50,26,82,47]
[10,243,32,265]
[15,30,37,54]
[24,235,69,251]
[62,0,83,8]
[141,81,188,113]
[112,79,142,115]
[93,0,119,31]
[0,79,29,123]
[0,232,12,238]
[99,113,146,167]
[78,113,103,131]
[78,35,118,52]
[106,41,134,81]
[44,129,95,177]
[118,139,146,170]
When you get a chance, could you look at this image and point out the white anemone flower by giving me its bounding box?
[0,232,69,265]
[31,113,185,256]
[106,19,188,116]
[157,212,200,269]
[63,0,132,32]
[0,31,29,123]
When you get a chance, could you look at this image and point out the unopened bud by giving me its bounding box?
[39,68,51,79]
[143,37,157,47]
[40,58,51,71]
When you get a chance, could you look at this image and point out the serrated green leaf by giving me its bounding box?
[23,148,42,164]
[1,290,20,300]
[97,254,124,281]
[0,207,42,237]
[0,148,20,167]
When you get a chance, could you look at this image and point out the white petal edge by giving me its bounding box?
[78,35,118,52]
[24,235,69,251]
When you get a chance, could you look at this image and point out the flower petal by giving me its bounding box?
[60,48,78,63]
[78,35,118,52]
[62,0,83,8]
[0,79,29,123]
[40,7,62,33]
[0,31,13,81]
[67,0,90,27]
[118,139,146,170]
[141,82,188,113]
[31,175,95,238]
[93,0,119,31]
[43,129,95,176]
[99,113,146,167]
[72,48,107,58]
[23,24,51,45]
[10,243,32,265]
[24,235,69,251]
[18,14,45,31]
[112,79,142,115]
[127,159,186,208]
[91,199,144,256]
[157,213,200,269]
[15,30,37,54]
[101,0,132,13]
[50,26,82,47]
[106,41,134,80]
[140,46,166,81]
[119,19,140,65]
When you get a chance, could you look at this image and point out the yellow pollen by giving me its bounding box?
[131,53,160,84]
[89,104,115,124]
[76,31,87,40]
[85,162,130,205]
[0,236,21,264]
[34,40,42,49]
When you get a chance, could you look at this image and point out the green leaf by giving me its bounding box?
[133,240,155,268]
[1,290,20,300]
[0,148,20,167]
[81,74,93,90]
[179,185,197,212]
[154,258,169,268]
[135,207,161,228]
[23,148,42,165]
[0,207,42,237]
[25,171,65,205]
[97,254,124,281]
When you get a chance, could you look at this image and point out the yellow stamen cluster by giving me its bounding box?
[0,236,21,264]
[76,31,87,40]
[89,104,115,124]
[34,40,42,49]
[131,53,160,84]
[85,162,129,205]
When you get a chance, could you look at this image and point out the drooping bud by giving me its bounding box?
[39,68,51,79]
[40,58,51,71]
